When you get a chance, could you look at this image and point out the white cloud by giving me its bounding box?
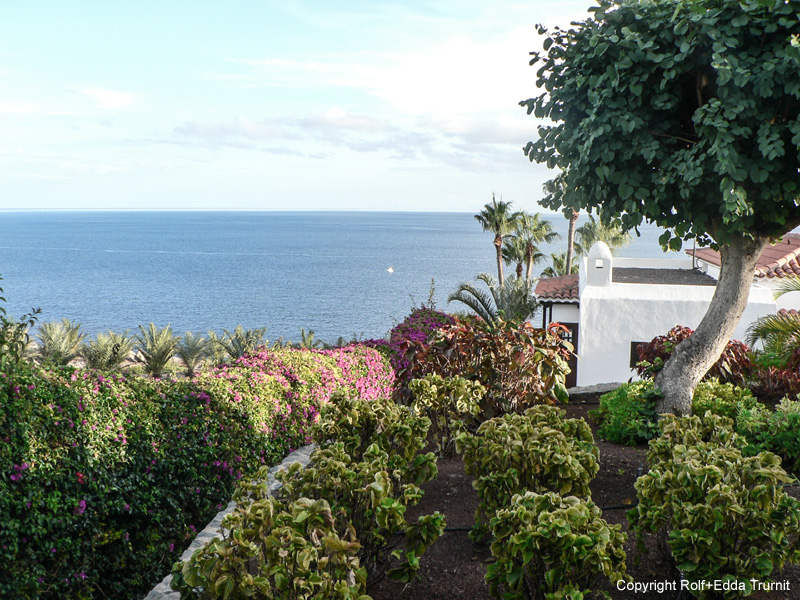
[81,88,138,110]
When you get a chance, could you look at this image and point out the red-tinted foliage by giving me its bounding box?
[401,317,572,415]
[634,325,754,385]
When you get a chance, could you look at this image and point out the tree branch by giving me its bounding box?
[647,131,697,145]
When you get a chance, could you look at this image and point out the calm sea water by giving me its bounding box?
[0,211,676,343]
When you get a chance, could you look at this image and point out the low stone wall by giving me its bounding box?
[144,444,316,600]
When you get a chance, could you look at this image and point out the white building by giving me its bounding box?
[534,239,793,387]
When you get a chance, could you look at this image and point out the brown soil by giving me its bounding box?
[369,402,800,600]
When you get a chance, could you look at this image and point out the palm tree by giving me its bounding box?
[574,214,632,256]
[448,273,538,324]
[84,330,135,371]
[212,325,267,360]
[543,173,579,275]
[540,253,580,278]
[474,194,522,287]
[177,332,209,377]
[135,323,178,378]
[502,236,528,280]
[512,212,560,287]
[38,318,86,366]
[746,276,800,363]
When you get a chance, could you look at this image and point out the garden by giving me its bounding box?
[4,284,800,599]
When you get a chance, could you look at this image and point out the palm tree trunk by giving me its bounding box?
[654,234,769,415]
[525,244,533,287]
[495,235,505,286]
[565,210,579,275]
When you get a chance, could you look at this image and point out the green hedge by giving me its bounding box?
[0,345,394,600]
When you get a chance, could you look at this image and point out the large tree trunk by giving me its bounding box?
[654,234,769,415]
[565,210,579,275]
[495,234,505,286]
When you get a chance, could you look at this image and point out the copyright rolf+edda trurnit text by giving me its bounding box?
[617,579,791,594]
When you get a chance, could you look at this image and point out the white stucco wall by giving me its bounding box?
[576,280,776,386]
[551,303,580,324]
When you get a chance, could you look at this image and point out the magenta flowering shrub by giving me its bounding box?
[363,306,455,387]
[320,344,396,401]
[0,345,393,600]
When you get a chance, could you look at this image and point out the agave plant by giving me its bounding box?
[84,330,135,371]
[211,325,268,361]
[135,323,178,378]
[177,331,209,377]
[448,273,539,324]
[38,318,86,366]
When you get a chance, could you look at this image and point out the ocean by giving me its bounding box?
[0,211,677,344]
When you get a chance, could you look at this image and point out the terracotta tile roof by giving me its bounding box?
[535,274,579,301]
[779,308,800,317]
[688,233,800,279]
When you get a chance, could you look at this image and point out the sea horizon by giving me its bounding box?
[0,210,678,343]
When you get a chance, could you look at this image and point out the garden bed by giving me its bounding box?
[369,402,800,600]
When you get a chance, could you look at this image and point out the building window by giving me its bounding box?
[630,341,646,369]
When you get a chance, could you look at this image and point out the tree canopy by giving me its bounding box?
[523,0,800,249]
[521,0,800,414]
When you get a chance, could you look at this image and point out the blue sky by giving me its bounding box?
[0,1,594,212]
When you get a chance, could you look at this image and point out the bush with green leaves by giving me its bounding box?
[590,381,658,446]
[628,413,800,598]
[276,442,444,584]
[172,493,370,600]
[487,491,628,600]
[312,390,431,473]
[592,379,762,446]
[456,405,598,541]
[37,318,86,366]
[409,374,485,456]
[737,397,800,476]
[83,330,135,371]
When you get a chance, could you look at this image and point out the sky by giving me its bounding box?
[0,1,596,212]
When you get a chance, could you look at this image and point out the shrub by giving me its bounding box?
[456,405,598,541]
[38,318,86,366]
[409,374,485,456]
[593,379,761,445]
[172,494,369,600]
[1,345,392,599]
[749,366,800,402]
[362,306,456,402]
[691,378,759,419]
[591,381,658,446]
[487,492,628,600]
[737,397,800,476]
[135,323,178,378]
[276,443,444,584]
[312,391,432,477]
[84,330,135,371]
[409,318,571,416]
[629,413,800,598]
[634,325,753,385]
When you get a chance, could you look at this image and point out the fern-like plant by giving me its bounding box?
[37,318,86,366]
[84,330,135,371]
[135,323,177,378]
[177,331,208,376]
